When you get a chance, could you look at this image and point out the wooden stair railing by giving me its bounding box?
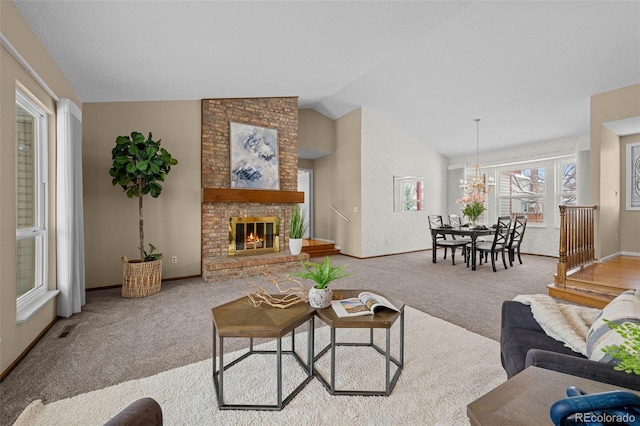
[555,205,597,286]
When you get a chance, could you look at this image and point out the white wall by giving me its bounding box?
[360,108,448,257]
[449,135,590,257]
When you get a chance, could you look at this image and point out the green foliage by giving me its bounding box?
[461,201,486,221]
[109,132,178,199]
[143,243,162,262]
[109,131,178,261]
[289,204,308,239]
[292,256,350,289]
[602,320,640,375]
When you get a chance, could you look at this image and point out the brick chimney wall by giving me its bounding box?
[201,97,307,281]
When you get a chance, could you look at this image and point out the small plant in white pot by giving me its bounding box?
[289,204,308,255]
[292,257,350,308]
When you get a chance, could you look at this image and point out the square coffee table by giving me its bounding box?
[467,366,640,425]
[313,289,405,396]
[211,296,315,410]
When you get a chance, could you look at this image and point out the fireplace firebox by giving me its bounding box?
[229,216,279,256]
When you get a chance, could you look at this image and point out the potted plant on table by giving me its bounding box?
[292,256,350,308]
[457,193,486,228]
[109,131,178,298]
[289,204,308,255]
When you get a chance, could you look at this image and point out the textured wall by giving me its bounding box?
[361,108,448,257]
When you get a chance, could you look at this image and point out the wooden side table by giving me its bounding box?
[467,366,640,425]
[313,290,405,396]
[211,296,315,411]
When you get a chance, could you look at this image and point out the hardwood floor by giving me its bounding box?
[548,256,640,308]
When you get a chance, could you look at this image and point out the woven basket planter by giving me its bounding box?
[121,257,162,298]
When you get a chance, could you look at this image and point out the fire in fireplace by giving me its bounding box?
[229,216,279,255]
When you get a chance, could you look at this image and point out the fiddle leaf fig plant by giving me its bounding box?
[292,256,350,289]
[109,131,178,261]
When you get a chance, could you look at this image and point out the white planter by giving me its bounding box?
[308,287,332,309]
[289,238,303,255]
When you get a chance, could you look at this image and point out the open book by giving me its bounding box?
[331,292,399,318]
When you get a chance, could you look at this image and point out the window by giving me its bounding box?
[555,160,577,226]
[16,89,48,311]
[498,167,545,223]
[394,176,424,212]
[557,161,577,207]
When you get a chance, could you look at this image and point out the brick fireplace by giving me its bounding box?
[229,216,279,255]
[201,97,309,282]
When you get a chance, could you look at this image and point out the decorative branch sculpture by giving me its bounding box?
[245,272,309,309]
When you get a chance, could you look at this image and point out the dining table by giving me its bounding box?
[430,226,495,270]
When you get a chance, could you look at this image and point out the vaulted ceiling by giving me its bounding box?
[13,1,640,158]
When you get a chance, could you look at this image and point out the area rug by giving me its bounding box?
[14,307,506,425]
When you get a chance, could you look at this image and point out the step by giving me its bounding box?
[301,239,341,258]
[547,283,613,309]
[561,277,625,298]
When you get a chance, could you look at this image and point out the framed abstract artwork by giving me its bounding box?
[229,122,279,190]
[626,142,640,210]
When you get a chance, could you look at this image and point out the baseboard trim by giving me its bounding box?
[340,249,557,261]
[86,274,203,292]
[0,317,57,382]
[621,251,640,257]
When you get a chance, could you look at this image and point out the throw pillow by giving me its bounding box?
[586,289,640,363]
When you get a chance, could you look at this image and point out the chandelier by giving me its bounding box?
[460,118,495,195]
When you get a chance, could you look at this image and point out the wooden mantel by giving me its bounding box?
[202,188,304,204]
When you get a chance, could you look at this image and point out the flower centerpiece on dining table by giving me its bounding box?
[456,193,486,228]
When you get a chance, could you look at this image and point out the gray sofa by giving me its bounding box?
[500,300,640,391]
[104,397,162,426]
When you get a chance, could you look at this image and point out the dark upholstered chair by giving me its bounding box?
[428,215,468,265]
[500,301,640,391]
[469,216,511,272]
[104,397,163,426]
[506,215,527,266]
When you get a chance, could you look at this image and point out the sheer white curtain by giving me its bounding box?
[56,98,86,317]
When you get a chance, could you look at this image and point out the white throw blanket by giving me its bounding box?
[514,294,602,356]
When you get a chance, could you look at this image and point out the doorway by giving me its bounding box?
[297,169,313,238]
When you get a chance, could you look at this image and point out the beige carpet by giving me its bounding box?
[14,307,506,425]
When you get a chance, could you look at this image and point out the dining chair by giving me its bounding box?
[470,216,511,272]
[428,215,468,265]
[448,213,471,233]
[506,215,527,266]
[448,214,475,244]
[448,214,465,228]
